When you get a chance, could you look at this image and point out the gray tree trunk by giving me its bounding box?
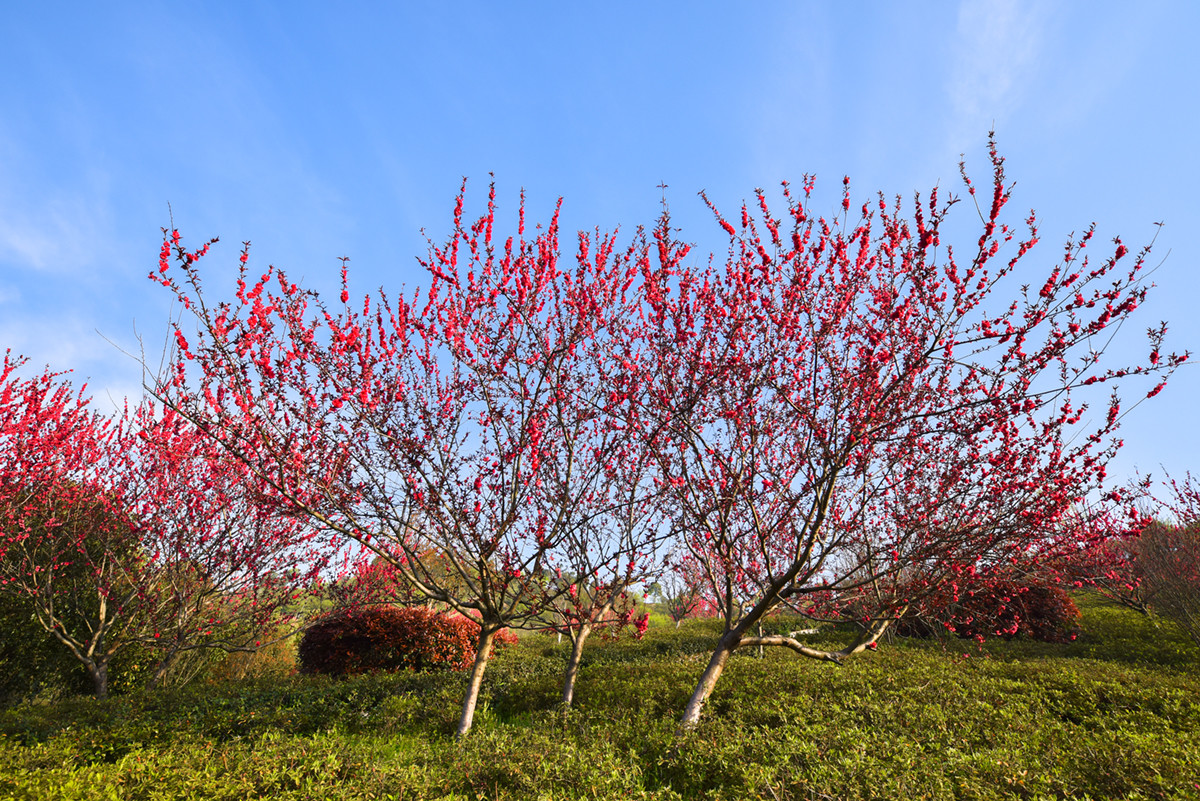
[677,629,740,732]
[455,625,499,737]
[560,623,593,708]
[88,660,109,699]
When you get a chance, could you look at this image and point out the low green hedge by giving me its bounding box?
[1,596,1197,799]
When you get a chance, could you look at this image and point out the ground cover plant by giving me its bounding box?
[1,596,1198,800]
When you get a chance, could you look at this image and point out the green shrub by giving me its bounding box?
[2,597,1198,799]
[0,593,91,704]
[206,629,300,683]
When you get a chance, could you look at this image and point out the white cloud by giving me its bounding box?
[0,161,117,275]
[946,0,1047,150]
[0,310,151,409]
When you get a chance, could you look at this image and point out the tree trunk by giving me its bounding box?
[88,660,109,699]
[455,625,499,737]
[560,623,593,708]
[677,629,740,732]
[149,646,181,690]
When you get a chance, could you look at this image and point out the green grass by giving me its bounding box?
[1,596,1198,800]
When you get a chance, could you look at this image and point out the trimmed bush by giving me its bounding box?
[899,580,1082,643]
[297,606,515,677]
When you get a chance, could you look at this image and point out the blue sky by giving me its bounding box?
[1,1,1196,484]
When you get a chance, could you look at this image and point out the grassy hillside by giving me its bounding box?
[1,595,1198,800]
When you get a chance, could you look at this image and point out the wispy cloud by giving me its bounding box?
[0,309,151,408]
[946,0,1046,152]
[0,147,144,403]
[0,165,116,274]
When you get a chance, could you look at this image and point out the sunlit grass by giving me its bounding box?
[1,595,1197,799]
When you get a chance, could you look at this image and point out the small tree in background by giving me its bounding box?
[538,572,651,706]
[538,441,665,707]
[658,549,716,628]
[1062,512,1153,615]
[1063,475,1200,647]
[1134,474,1200,647]
[1137,521,1200,647]
[0,356,328,697]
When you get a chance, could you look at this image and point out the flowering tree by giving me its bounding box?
[657,549,717,628]
[118,402,332,687]
[147,137,1182,733]
[1059,496,1155,614]
[0,358,326,697]
[1,354,124,697]
[1137,478,1200,647]
[537,433,664,707]
[152,184,662,734]
[635,137,1185,730]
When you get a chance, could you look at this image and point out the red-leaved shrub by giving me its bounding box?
[898,580,1082,643]
[298,606,516,676]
